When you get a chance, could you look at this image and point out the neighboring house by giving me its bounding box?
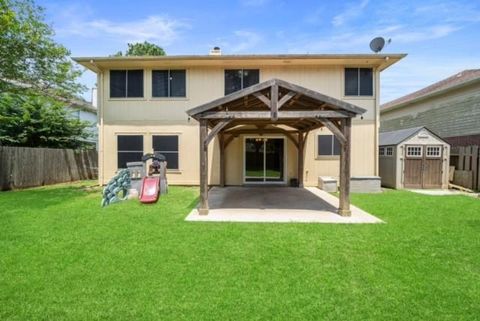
[380,69,480,146]
[73,52,405,197]
[66,98,98,147]
[379,127,450,189]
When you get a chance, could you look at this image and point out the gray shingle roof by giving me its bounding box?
[379,127,425,146]
[381,69,480,111]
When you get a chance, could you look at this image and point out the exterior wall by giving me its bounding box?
[67,107,98,146]
[378,146,397,188]
[98,64,379,185]
[380,82,480,143]
[396,129,450,189]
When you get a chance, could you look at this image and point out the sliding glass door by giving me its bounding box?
[245,138,284,183]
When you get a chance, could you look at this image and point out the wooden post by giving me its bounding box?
[199,119,209,215]
[298,132,305,187]
[338,118,351,216]
[219,133,226,187]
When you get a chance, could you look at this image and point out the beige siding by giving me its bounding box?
[98,64,379,185]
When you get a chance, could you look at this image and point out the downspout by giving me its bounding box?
[91,60,104,185]
[374,66,380,176]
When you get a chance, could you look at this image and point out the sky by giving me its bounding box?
[37,0,480,104]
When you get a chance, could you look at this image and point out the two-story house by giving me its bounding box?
[74,51,405,214]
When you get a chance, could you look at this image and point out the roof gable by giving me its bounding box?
[187,78,366,118]
[379,126,448,146]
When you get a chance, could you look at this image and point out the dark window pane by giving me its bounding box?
[160,152,179,170]
[333,136,341,155]
[318,135,333,156]
[243,69,259,88]
[118,152,143,169]
[225,69,242,95]
[110,70,126,98]
[359,68,373,96]
[127,70,143,97]
[344,68,359,96]
[152,135,178,151]
[170,70,186,97]
[118,135,143,151]
[153,135,179,170]
[152,70,169,97]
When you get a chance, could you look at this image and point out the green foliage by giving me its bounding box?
[113,41,166,56]
[0,93,92,148]
[0,0,85,98]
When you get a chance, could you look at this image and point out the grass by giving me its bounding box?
[0,182,479,321]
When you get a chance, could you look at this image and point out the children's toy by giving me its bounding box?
[127,152,168,204]
[101,169,131,207]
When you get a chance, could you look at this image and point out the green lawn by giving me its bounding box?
[1,182,479,321]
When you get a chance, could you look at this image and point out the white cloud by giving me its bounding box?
[57,15,188,45]
[332,0,370,27]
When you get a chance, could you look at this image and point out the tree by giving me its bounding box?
[113,41,166,56]
[0,0,85,99]
[0,93,93,149]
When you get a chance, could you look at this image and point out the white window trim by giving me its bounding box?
[406,146,423,158]
[386,146,394,156]
[108,69,146,100]
[379,147,385,156]
[426,146,442,158]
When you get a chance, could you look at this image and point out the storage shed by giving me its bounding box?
[379,127,450,189]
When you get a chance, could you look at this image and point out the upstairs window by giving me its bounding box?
[153,135,179,170]
[344,68,373,96]
[318,135,341,156]
[152,70,186,97]
[225,69,259,95]
[117,135,143,169]
[110,70,144,98]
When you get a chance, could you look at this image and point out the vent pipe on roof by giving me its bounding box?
[209,46,221,56]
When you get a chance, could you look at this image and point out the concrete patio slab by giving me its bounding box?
[185,186,383,224]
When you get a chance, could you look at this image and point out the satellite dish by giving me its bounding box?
[370,37,385,53]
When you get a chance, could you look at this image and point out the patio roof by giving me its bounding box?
[187,78,364,217]
[187,78,366,132]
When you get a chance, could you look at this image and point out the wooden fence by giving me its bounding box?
[450,145,480,190]
[0,146,97,191]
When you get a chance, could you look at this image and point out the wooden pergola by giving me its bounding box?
[187,78,366,217]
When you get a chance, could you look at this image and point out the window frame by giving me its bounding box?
[151,69,187,99]
[406,145,423,158]
[386,146,394,156]
[343,67,374,97]
[425,145,442,158]
[379,147,385,156]
[152,134,180,171]
[116,134,144,169]
[224,69,260,95]
[316,134,341,158]
[109,69,145,99]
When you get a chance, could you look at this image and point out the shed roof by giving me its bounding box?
[379,127,425,146]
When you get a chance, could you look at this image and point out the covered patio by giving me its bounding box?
[186,78,367,217]
[185,186,382,223]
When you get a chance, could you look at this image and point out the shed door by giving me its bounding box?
[404,145,443,189]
